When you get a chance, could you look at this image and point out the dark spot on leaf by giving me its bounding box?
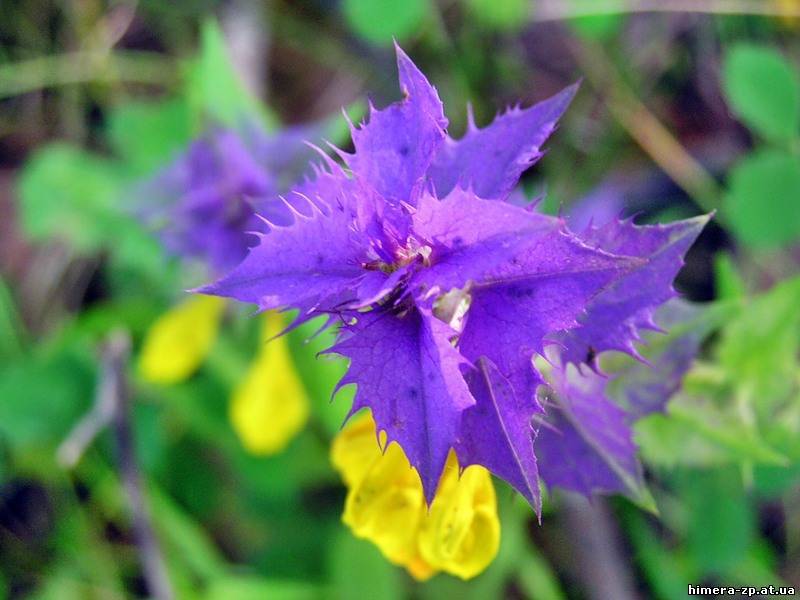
[586,346,597,364]
[508,286,533,299]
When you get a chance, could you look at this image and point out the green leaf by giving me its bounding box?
[603,300,738,413]
[0,350,94,459]
[722,44,800,142]
[0,275,26,359]
[724,149,800,247]
[681,468,755,573]
[754,462,800,498]
[108,219,170,280]
[16,143,163,275]
[636,412,729,468]
[206,576,322,600]
[287,317,351,436]
[46,504,127,595]
[328,527,402,600]
[233,428,337,501]
[342,0,429,45]
[637,403,787,468]
[727,542,787,588]
[717,275,800,404]
[465,0,528,31]
[753,425,800,497]
[638,280,800,472]
[106,98,193,176]
[31,570,122,600]
[186,19,274,129]
[714,253,746,300]
[17,144,125,252]
[148,486,227,581]
[569,13,624,40]
[516,551,565,600]
[621,507,695,600]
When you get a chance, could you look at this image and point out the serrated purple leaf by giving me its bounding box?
[343,45,447,205]
[428,84,578,200]
[329,306,474,503]
[458,358,542,515]
[536,361,644,498]
[560,215,710,364]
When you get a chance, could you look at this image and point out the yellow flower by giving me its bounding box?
[229,312,310,454]
[138,295,225,384]
[777,0,800,28]
[419,454,501,580]
[331,413,500,581]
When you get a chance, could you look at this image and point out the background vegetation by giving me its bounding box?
[2,1,800,598]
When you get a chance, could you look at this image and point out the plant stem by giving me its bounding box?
[0,51,177,100]
[561,495,640,600]
[105,330,174,600]
[532,0,800,21]
[568,37,722,213]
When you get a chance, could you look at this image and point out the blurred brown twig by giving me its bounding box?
[0,51,178,100]
[533,0,800,20]
[58,330,174,600]
[562,495,640,600]
[568,36,722,213]
[106,330,174,600]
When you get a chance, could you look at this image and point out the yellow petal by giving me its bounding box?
[418,451,500,580]
[229,312,310,455]
[332,415,501,580]
[342,441,426,565]
[138,296,225,384]
[405,554,438,582]
[331,412,383,487]
[777,0,800,28]
[332,413,439,579]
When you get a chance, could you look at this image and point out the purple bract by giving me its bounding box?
[139,122,324,274]
[198,45,708,514]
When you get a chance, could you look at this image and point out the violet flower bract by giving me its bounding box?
[139,122,323,274]
[199,45,709,515]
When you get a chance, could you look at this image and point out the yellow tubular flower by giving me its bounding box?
[418,453,500,580]
[138,295,225,384]
[331,413,501,581]
[777,0,800,28]
[330,413,385,487]
[332,415,429,572]
[229,312,310,455]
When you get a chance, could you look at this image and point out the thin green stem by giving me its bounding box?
[569,37,722,212]
[0,50,178,99]
[532,0,800,21]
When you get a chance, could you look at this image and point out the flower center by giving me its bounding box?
[364,238,433,274]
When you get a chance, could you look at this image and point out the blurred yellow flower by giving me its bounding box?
[229,312,310,454]
[138,295,225,384]
[419,454,501,580]
[777,0,800,28]
[331,413,500,581]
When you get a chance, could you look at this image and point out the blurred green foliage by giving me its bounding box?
[722,43,800,249]
[465,0,529,31]
[2,2,800,599]
[342,0,430,46]
[723,44,800,143]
